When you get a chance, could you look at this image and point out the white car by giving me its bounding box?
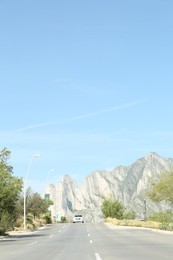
[73,214,84,223]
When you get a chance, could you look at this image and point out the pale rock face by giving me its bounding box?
[45,152,173,222]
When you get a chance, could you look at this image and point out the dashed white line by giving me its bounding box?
[90,240,93,244]
[95,253,102,260]
[49,235,54,238]
[27,241,38,246]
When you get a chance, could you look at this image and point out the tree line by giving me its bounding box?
[0,148,52,235]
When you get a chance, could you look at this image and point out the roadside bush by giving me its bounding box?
[43,215,52,224]
[101,198,125,219]
[0,212,14,235]
[160,222,173,231]
[0,227,6,236]
[14,217,23,228]
[123,209,136,220]
[148,210,173,231]
[61,216,67,223]
[148,210,173,223]
[26,215,33,224]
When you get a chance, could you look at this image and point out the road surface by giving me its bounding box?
[1,223,173,260]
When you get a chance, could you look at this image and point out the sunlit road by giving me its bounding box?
[1,223,173,260]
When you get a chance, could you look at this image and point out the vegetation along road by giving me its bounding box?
[1,223,173,260]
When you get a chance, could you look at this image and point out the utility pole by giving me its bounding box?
[143,199,147,221]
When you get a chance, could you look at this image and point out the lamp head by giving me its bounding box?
[34,153,40,158]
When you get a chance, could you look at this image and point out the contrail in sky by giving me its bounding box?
[16,101,140,132]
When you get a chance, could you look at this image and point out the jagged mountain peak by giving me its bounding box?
[144,152,161,160]
[62,175,76,183]
[46,152,173,222]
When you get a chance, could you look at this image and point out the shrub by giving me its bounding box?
[101,198,125,219]
[123,209,136,220]
[14,217,23,228]
[160,222,173,231]
[148,210,173,231]
[0,212,13,235]
[148,210,173,223]
[61,216,67,223]
[43,215,52,224]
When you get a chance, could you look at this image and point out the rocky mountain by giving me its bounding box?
[45,152,173,222]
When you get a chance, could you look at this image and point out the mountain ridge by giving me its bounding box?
[46,152,173,222]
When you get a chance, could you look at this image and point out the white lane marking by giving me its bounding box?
[63,225,66,228]
[95,253,102,260]
[88,234,90,237]
[90,240,93,244]
[49,235,54,238]
[27,241,38,246]
[59,230,61,233]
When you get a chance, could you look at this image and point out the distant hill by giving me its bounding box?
[45,152,173,222]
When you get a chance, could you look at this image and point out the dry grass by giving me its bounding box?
[105,217,160,229]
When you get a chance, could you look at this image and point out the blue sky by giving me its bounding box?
[0,0,173,194]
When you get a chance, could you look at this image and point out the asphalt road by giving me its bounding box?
[1,223,173,260]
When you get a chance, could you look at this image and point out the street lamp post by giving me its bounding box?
[23,153,40,230]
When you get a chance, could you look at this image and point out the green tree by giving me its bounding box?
[0,148,23,234]
[27,191,53,218]
[101,197,125,219]
[17,187,53,219]
[147,171,173,203]
[16,186,53,230]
